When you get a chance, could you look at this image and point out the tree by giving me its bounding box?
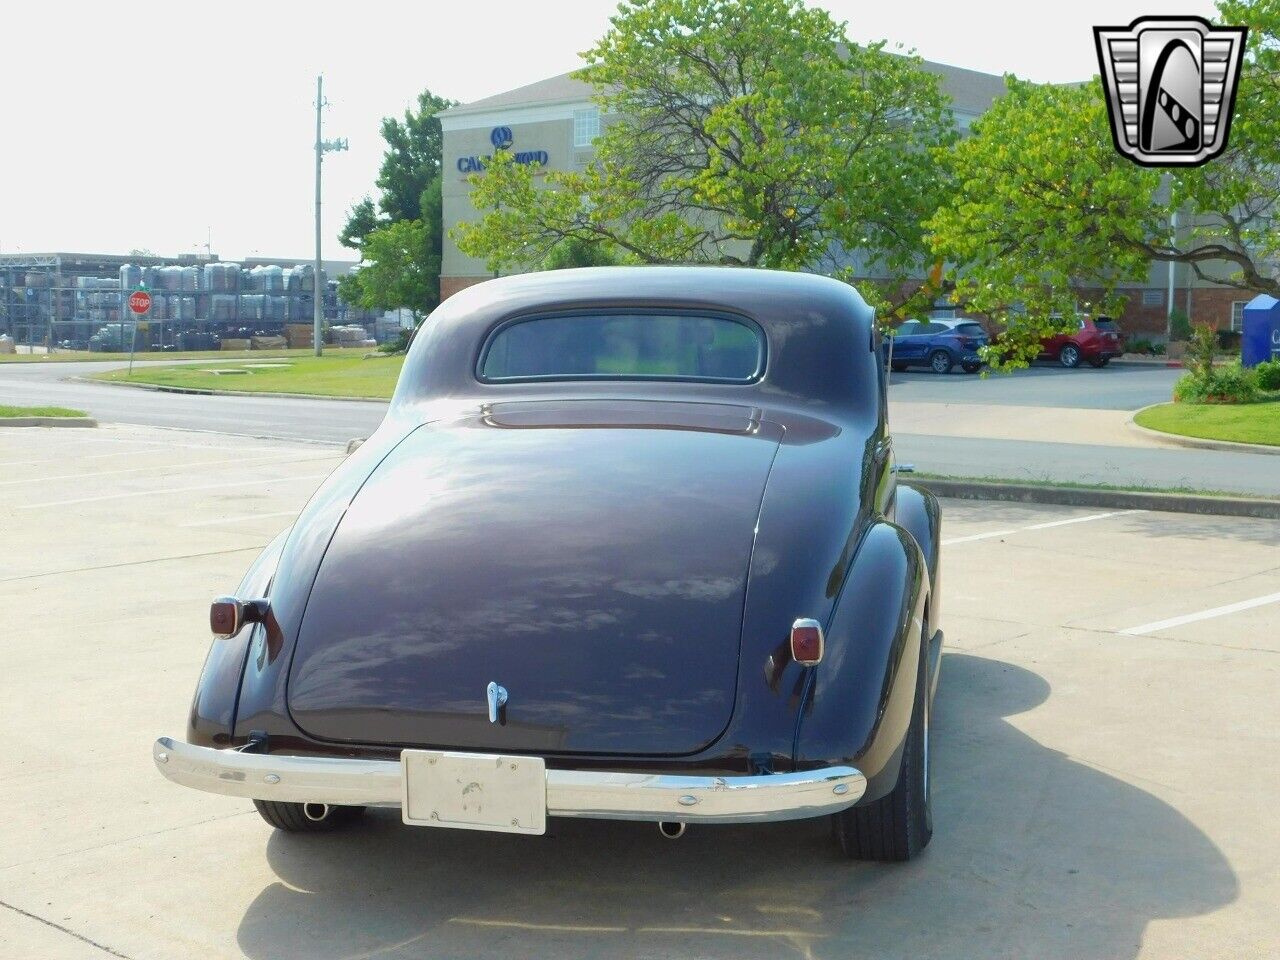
[456,0,955,312]
[337,178,443,324]
[340,89,456,250]
[339,88,454,333]
[541,238,619,270]
[928,0,1280,368]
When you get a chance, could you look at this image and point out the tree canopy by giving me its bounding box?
[338,178,443,322]
[339,88,454,325]
[455,0,955,314]
[928,0,1280,367]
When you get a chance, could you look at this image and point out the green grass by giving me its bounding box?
[1,347,371,363]
[94,354,404,399]
[1135,399,1280,447]
[913,471,1274,501]
[0,404,87,418]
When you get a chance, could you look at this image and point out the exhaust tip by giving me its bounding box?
[303,802,331,822]
[658,821,686,839]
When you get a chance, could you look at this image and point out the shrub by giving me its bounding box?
[1173,362,1260,404]
[1187,323,1218,379]
[1151,342,1166,356]
[1128,338,1154,355]
[1255,359,1280,391]
[1168,308,1192,342]
[1217,329,1242,352]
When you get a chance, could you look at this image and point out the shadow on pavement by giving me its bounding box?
[237,654,1236,960]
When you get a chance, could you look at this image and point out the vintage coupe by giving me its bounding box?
[154,267,943,861]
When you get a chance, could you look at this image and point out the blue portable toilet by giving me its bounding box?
[1241,295,1280,367]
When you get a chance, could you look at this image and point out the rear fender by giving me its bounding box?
[187,528,289,747]
[792,521,928,801]
[894,482,941,627]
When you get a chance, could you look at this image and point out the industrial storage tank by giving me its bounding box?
[203,262,240,292]
[180,266,199,291]
[120,263,142,291]
[239,294,265,321]
[210,294,237,322]
[260,265,285,292]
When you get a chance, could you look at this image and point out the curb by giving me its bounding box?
[76,377,390,404]
[912,477,1280,520]
[0,416,97,428]
[1112,357,1184,368]
[1127,403,1280,457]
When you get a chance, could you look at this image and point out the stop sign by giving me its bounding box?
[128,290,152,315]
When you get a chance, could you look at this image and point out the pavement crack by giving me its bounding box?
[0,546,265,584]
[0,898,133,958]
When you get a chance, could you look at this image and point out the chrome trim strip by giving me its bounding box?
[154,738,866,823]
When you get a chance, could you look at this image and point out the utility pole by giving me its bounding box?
[313,74,348,357]
[1165,209,1178,338]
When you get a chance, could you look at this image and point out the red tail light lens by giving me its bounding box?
[210,597,244,639]
[790,618,824,666]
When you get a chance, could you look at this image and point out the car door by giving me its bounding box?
[892,321,923,361]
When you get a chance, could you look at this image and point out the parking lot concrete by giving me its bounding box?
[2,426,1277,959]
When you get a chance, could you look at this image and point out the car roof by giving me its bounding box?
[395,266,881,412]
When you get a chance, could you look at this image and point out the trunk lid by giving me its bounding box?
[286,401,782,756]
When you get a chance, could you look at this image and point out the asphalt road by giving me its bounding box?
[889,362,1183,409]
[0,359,384,445]
[2,359,1275,495]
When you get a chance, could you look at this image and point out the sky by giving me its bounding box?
[0,0,1218,263]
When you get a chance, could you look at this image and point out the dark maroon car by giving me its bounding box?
[1039,316,1126,368]
[155,267,944,861]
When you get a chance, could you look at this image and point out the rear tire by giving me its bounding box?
[832,625,933,861]
[891,362,908,372]
[961,362,982,374]
[253,799,365,833]
[929,350,953,374]
[1088,357,1110,368]
[1059,343,1082,368]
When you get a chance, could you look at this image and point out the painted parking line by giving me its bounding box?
[1119,592,1280,636]
[16,474,331,510]
[181,510,299,528]
[941,510,1144,546]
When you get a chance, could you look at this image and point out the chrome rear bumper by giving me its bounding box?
[153,737,865,824]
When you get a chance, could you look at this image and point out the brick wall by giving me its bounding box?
[440,276,489,301]
[1078,286,1263,337]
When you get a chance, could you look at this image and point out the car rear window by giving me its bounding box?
[1094,318,1118,332]
[956,323,987,337]
[479,312,764,383]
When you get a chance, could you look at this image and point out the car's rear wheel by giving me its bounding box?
[961,361,982,374]
[1088,357,1110,368]
[252,799,366,833]
[1059,343,1082,368]
[891,362,908,372]
[831,624,933,861]
[929,350,953,374]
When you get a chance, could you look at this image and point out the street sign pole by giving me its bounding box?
[127,286,153,375]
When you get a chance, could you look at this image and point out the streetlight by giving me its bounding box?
[314,75,348,357]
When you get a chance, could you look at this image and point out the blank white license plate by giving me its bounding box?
[401,750,547,835]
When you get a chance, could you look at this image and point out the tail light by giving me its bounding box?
[210,596,269,638]
[790,618,825,666]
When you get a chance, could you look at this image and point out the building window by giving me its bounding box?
[1231,301,1248,331]
[1142,289,1163,306]
[573,107,601,148]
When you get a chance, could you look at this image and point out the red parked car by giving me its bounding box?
[1039,316,1126,368]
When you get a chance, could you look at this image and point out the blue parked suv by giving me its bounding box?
[887,319,989,374]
